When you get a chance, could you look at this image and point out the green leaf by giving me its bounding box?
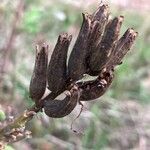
[0,109,6,121]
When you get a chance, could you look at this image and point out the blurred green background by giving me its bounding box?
[0,0,150,149]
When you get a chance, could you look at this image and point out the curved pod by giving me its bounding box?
[44,85,80,118]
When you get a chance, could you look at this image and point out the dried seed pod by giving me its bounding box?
[106,28,138,70]
[92,4,109,21]
[89,16,124,75]
[68,13,91,81]
[47,33,72,94]
[86,5,109,71]
[87,21,103,49]
[44,85,80,118]
[79,70,114,101]
[89,4,109,45]
[29,44,48,102]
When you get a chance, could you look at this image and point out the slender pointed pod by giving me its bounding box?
[47,33,72,94]
[79,70,114,101]
[89,16,124,75]
[68,13,91,81]
[89,4,109,46]
[92,4,109,21]
[29,44,48,102]
[106,28,138,70]
[86,5,109,71]
[44,85,80,118]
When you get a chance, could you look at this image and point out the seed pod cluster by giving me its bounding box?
[88,16,124,75]
[29,4,137,118]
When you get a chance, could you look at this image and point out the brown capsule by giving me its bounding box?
[87,21,103,50]
[89,4,109,44]
[106,28,138,70]
[47,33,72,94]
[68,13,91,81]
[89,16,124,75]
[44,85,80,118]
[86,5,109,71]
[79,70,114,101]
[29,44,48,102]
[92,4,109,21]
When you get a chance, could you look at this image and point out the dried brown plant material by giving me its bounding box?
[106,28,138,70]
[44,85,80,118]
[92,4,109,21]
[39,5,137,118]
[47,33,72,94]
[0,3,138,145]
[79,70,114,101]
[68,13,91,81]
[29,44,48,103]
[86,4,109,71]
[89,16,124,75]
[89,4,109,48]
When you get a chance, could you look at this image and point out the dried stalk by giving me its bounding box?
[0,106,37,146]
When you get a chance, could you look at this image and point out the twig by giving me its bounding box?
[0,106,37,145]
[0,92,56,146]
